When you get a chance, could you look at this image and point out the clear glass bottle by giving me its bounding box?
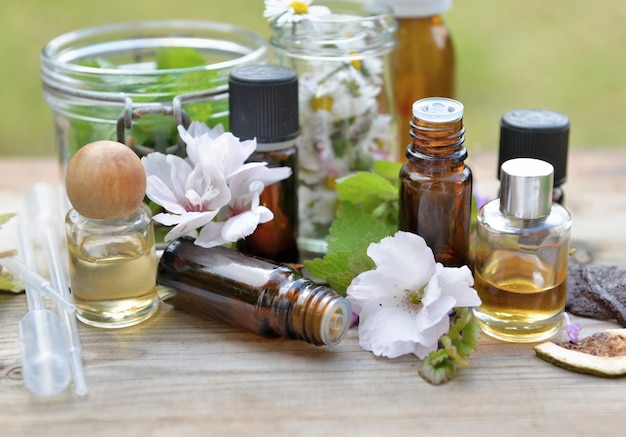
[497,109,570,205]
[64,140,158,328]
[229,65,300,263]
[381,0,455,161]
[65,204,159,328]
[269,1,398,257]
[473,158,572,343]
[157,237,352,346]
[399,97,472,267]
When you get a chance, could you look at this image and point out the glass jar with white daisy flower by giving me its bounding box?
[266,0,399,257]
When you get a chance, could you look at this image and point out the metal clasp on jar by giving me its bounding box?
[116,86,229,157]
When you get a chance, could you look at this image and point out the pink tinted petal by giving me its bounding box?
[145,176,186,214]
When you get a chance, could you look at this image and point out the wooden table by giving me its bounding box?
[1,151,625,436]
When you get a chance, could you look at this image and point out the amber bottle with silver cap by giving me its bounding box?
[472,158,572,343]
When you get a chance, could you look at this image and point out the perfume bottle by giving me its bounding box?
[381,0,456,160]
[498,109,570,204]
[399,97,472,267]
[473,158,572,342]
[157,237,352,346]
[64,140,159,328]
[229,64,300,263]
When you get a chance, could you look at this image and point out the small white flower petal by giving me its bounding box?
[193,221,223,248]
[145,175,187,214]
[157,211,220,241]
[366,231,436,289]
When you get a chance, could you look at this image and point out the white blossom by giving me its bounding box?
[141,122,291,248]
[264,0,331,25]
[347,231,482,360]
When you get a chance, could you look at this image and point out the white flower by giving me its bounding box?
[179,122,256,180]
[195,162,291,248]
[347,231,481,360]
[142,122,291,248]
[264,0,331,25]
[142,153,230,241]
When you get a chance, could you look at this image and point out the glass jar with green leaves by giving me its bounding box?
[41,20,267,170]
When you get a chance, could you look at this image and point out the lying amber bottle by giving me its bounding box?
[157,237,351,346]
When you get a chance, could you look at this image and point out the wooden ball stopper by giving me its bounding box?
[65,141,147,220]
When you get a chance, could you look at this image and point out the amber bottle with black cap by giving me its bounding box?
[229,64,300,263]
[498,109,570,204]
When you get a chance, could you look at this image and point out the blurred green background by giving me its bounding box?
[1,0,625,157]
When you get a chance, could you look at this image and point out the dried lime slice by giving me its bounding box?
[534,328,626,377]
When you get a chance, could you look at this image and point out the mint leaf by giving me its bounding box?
[373,159,403,182]
[336,171,397,204]
[303,160,402,295]
[326,202,390,253]
[305,202,384,295]
[156,47,206,69]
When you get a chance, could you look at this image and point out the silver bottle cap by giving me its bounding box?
[500,158,554,219]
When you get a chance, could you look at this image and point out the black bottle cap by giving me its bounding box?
[497,109,570,186]
[228,65,299,143]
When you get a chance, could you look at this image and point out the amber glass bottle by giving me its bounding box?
[399,97,471,267]
[229,65,300,263]
[382,0,455,161]
[157,237,352,346]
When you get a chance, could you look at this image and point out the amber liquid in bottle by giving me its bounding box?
[157,237,351,346]
[65,205,159,328]
[393,16,455,161]
[399,98,471,267]
[239,145,299,263]
[473,251,567,342]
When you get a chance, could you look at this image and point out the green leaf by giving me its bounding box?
[155,47,206,69]
[304,202,386,295]
[419,352,458,385]
[326,202,390,254]
[0,213,15,227]
[336,171,397,203]
[373,159,403,182]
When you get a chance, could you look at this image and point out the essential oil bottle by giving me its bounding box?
[473,158,572,342]
[157,237,352,346]
[399,97,472,267]
[64,141,158,328]
[382,0,455,160]
[229,64,300,263]
[498,109,570,204]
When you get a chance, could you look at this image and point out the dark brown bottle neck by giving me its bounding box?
[408,117,466,159]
